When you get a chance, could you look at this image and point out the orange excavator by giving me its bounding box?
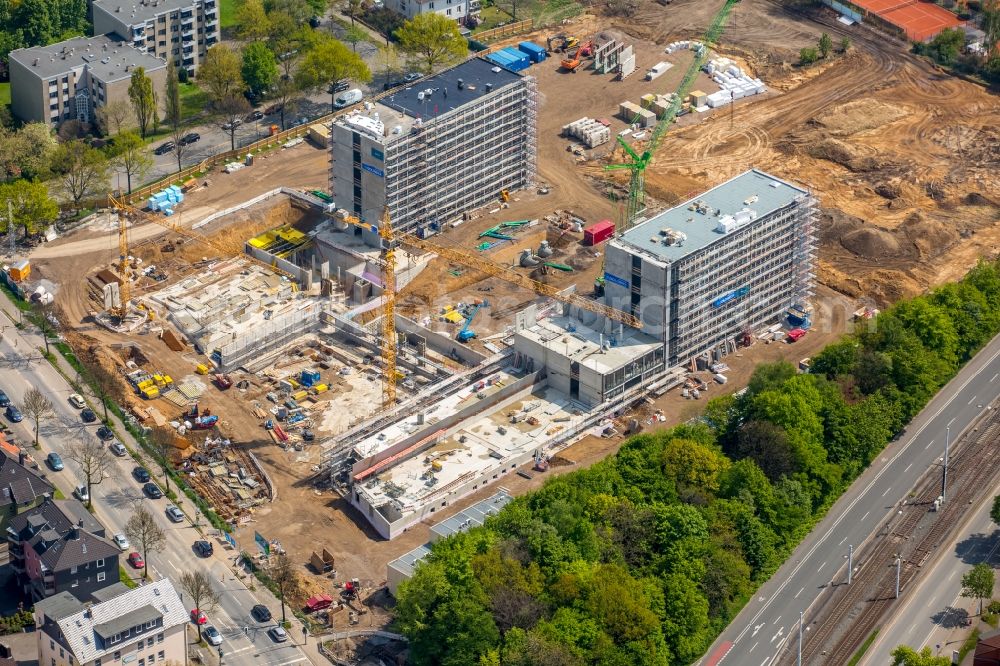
[560,40,594,72]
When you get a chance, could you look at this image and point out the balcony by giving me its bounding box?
[205,35,217,46]
[182,56,195,66]
[180,9,194,18]
[182,31,194,41]
[182,43,194,53]
[204,12,217,22]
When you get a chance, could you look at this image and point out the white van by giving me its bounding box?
[334,88,363,109]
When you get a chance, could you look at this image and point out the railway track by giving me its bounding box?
[780,408,1000,664]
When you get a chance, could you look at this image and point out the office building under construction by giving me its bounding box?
[329,57,538,233]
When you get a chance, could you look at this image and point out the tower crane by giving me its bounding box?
[604,0,741,231]
[108,193,133,320]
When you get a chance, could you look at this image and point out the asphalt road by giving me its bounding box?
[700,332,1000,666]
[0,322,312,666]
[862,484,1000,665]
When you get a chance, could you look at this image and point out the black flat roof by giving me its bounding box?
[379,58,522,120]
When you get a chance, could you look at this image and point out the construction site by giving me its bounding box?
[12,0,998,624]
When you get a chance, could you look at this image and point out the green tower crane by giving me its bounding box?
[604,0,741,232]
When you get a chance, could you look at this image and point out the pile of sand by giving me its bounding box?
[816,100,909,136]
[841,227,904,259]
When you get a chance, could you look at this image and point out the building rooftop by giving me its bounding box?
[379,58,522,120]
[93,0,200,27]
[35,591,85,623]
[53,579,186,664]
[9,33,166,83]
[614,169,810,264]
[0,450,53,508]
[516,315,663,375]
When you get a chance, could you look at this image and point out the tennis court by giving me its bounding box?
[849,0,963,40]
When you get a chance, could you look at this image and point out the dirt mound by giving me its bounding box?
[807,139,882,172]
[899,212,958,259]
[965,192,1000,207]
[841,227,904,259]
[815,100,909,136]
[818,208,863,244]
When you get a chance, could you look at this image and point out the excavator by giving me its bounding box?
[560,40,594,73]
[546,33,578,53]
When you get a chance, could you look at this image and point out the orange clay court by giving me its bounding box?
[849,0,964,41]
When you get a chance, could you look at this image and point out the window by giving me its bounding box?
[146,637,154,647]
[50,641,55,651]
[114,650,121,660]
[96,558,105,568]
[71,579,78,587]
[97,571,106,582]
[157,651,164,660]
[139,659,144,666]
[59,648,64,658]
[156,634,163,643]
[70,565,77,574]
[446,7,451,13]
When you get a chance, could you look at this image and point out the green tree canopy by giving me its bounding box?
[296,34,371,109]
[394,12,468,74]
[241,42,279,97]
[0,179,58,237]
[961,562,995,615]
[127,67,157,138]
[890,645,951,666]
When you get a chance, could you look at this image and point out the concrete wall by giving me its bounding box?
[216,302,321,371]
[394,315,487,366]
[244,244,313,286]
[329,124,387,222]
[8,57,46,125]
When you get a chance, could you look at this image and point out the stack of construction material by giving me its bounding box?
[646,61,672,80]
[640,93,677,118]
[563,117,610,148]
[703,57,767,101]
[147,185,185,215]
[664,40,705,55]
[619,102,656,128]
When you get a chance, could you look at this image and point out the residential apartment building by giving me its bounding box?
[0,450,55,583]
[8,33,166,127]
[34,579,188,666]
[92,0,219,76]
[329,57,536,234]
[7,497,120,603]
[381,0,478,22]
[601,169,817,366]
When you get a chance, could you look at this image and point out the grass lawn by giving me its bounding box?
[219,0,237,30]
[179,81,209,121]
[474,5,514,31]
[0,82,10,107]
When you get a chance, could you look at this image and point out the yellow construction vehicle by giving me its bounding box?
[500,189,510,202]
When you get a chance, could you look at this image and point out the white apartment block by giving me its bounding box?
[92,0,219,76]
[8,33,166,127]
[34,579,188,666]
[381,0,479,22]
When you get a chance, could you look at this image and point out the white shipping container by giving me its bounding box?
[646,61,671,80]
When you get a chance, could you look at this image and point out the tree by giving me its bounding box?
[890,645,951,666]
[12,0,52,46]
[0,123,57,181]
[110,132,153,194]
[52,140,110,207]
[199,44,246,104]
[343,24,367,53]
[128,67,157,139]
[394,12,467,74]
[32,301,59,356]
[179,571,221,623]
[150,429,175,493]
[376,42,402,82]
[925,27,965,65]
[269,553,300,624]
[21,388,53,448]
[0,179,58,239]
[799,47,819,65]
[241,42,279,98]
[818,32,833,58]
[68,436,112,510]
[991,494,1000,525]
[80,354,121,423]
[342,0,362,25]
[164,58,182,130]
[96,100,135,136]
[124,506,165,579]
[840,36,851,53]
[296,34,371,112]
[215,94,251,150]
[961,562,995,615]
[235,0,271,40]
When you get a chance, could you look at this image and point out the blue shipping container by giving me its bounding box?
[518,41,546,62]
[501,47,529,64]
[487,51,514,65]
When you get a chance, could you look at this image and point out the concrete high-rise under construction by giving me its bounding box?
[328,57,537,233]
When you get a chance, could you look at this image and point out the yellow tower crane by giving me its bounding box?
[108,193,133,320]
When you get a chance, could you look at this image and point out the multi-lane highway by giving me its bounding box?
[0,316,313,666]
[700,332,1000,666]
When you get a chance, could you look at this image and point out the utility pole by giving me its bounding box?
[847,544,853,584]
[942,426,950,504]
[7,200,14,257]
[894,555,901,599]
[797,610,803,666]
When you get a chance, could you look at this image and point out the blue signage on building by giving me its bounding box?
[361,163,384,178]
[711,286,750,308]
[371,148,384,161]
[603,272,629,288]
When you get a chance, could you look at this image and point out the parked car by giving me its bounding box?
[127,552,144,569]
[403,72,421,82]
[245,110,264,122]
[81,408,97,423]
[264,104,283,116]
[191,609,207,625]
[165,505,184,523]
[0,390,11,407]
[327,79,351,94]
[221,120,241,131]
[96,425,114,441]
[251,604,272,622]
[143,482,162,499]
[113,534,129,550]
[68,394,86,409]
[73,484,89,502]
[46,452,64,471]
[333,88,363,109]
[194,540,214,557]
[309,15,321,28]
[179,132,201,146]
[153,141,175,155]
[133,467,151,483]
[5,405,22,422]
[267,626,288,643]
[109,441,127,456]
[203,625,223,646]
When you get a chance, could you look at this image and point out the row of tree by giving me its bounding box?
[394,258,1000,665]
[0,0,89,73]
